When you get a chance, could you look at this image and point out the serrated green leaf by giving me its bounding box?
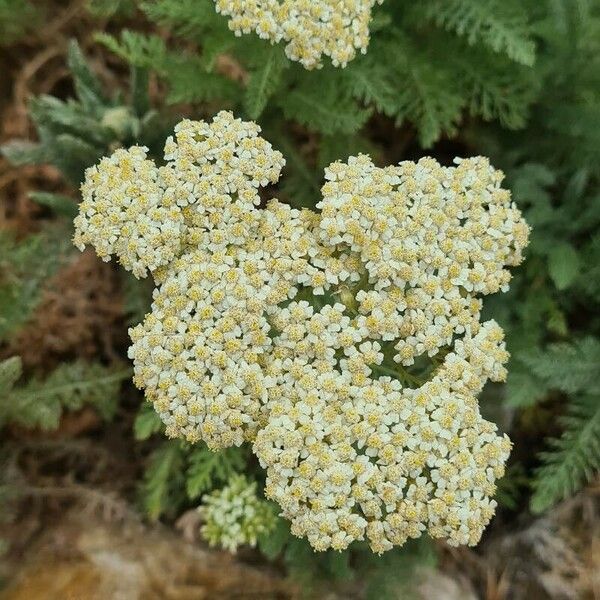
[282,90,371,135]
[141,0,219,38]
[280,70,372,135]
[186,445,245,499]
[505,366,549,408]
[28,192,78,219]
[28,96,113,146]
[134,402,164,440]
[67,39,108,112]
[166,63,239,104]
[376,33,465,147]
[0,225,73,342]
[0,357,22,394]
[1,361,128,430]
[141,441,186,521]
[0,140,46,166]
[425,0,536,66]
[87,0,136,18]
[531,394,600,513]
[548,242,581,290]
[518,337,600,396]
[96,31,170,71]
[244,47,288,119]
[347,59,398,117]
[258,517,290,560]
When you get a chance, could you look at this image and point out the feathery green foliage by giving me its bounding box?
[97,0,540,147]
[139,438,247,520]
[509,338,600,512]
[475,1,600,513]
[423,0,536,65]
[531,394,600,513]
[186,445,246,499]
[134,402,165,440]
[1,40,172,185]
[0,226,72,342]
[87,0,136,18]
[141,440,187,520]
[0,356,129,430]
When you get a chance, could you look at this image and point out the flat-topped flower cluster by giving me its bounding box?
[213,0,385,69]
[74,111,529,553]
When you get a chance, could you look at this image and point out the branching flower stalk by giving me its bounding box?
[74,111,529,554]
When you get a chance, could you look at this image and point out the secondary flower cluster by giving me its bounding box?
[74,112,530,554]
[198,475,276,552]
[213,0,385,69]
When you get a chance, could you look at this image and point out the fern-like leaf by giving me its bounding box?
[165,58,239,104]
[0,360,129,430]
[0,357,22,394]
[0,226,72,341]
[373,33,465,147]
[141,440,186,520]
[346,59,398,117]
[186,445,246,499]
[27,192,78,219]
[95,31,169,71]
[97,31,239,105]
[518,337,600,396]
[141,0,220,38]
[244,46,288,119]
[133,402,164,440]
[280,70,372,135]
[67,39,108,113]
[424,0,536,66]
[531,394,600,513]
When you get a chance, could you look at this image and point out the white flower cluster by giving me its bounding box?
[198,475,276,552]
[129,201,320,449]
[75,111,285,279]
[74,146,184,278]
[213,0,385,69]
[74,112,530,554]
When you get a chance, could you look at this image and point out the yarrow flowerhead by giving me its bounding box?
[74,111,530,554]
[213,0,385,69]
[74,146,184,278]
[198,475,277,552]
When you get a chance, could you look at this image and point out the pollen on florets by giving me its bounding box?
[74,111,285,280]
[74,146,184,278]
[74,111,529,555]
[128,200,320,448]
[213,0,385,69]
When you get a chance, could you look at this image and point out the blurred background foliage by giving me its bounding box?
[0,0,599,598]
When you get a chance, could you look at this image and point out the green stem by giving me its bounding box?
[370,362,424,387]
